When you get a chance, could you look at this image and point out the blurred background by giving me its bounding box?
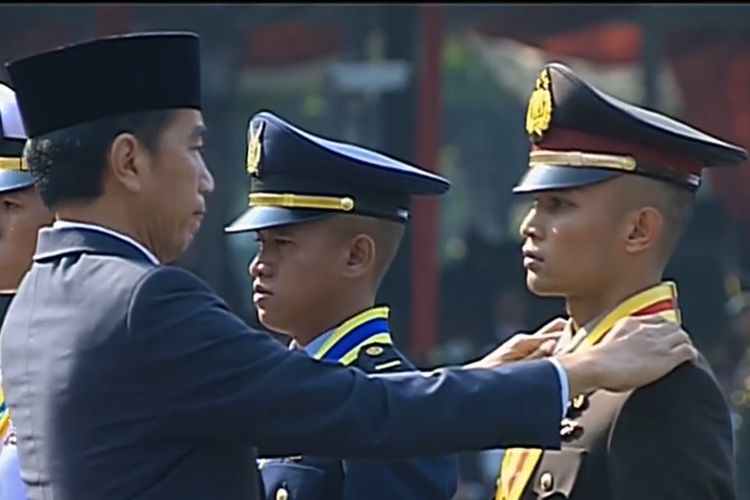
[2,3,750,498]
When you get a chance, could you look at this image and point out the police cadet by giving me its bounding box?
[0,82,55,500]
[725,291,750,500]
[494,62,745,500]
[0,83,53,296]
[225,111,459,500]
[0,32,698,500]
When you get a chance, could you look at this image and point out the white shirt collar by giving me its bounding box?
[51,220,160,266]
[288,329,335,357]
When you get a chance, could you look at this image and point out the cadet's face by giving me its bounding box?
[249,219,347,335]
[142,109,214,263]
[0,187,54,291]
[519,181,623,298]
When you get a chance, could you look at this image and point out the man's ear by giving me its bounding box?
[342,233,376,279]
[107,132,150,193]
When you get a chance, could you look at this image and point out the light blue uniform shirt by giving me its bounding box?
[0,441,27,500]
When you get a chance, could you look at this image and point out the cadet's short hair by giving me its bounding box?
[652,182,695,262]
[328,214,406,288]
[614,175,695,264]
[24,110,175,210]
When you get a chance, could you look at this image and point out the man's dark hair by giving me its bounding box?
[24,110,176,209]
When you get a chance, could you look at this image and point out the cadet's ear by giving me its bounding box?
[343,233,376,279]
[623,206,663,255]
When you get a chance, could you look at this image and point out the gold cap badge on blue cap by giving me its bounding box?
[225,111,450,233]
[526,68,553,139]
[244,117,357,213]
[246,120,264,177]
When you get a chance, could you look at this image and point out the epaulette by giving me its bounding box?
[352,343,413,374]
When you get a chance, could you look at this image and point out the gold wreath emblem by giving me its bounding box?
[526,68,553,139]
[246,121,265,176]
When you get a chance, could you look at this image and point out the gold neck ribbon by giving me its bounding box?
[495,281,680,500]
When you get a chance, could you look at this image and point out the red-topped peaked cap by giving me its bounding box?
[513,62,748,194]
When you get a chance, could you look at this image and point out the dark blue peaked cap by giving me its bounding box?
[0,83,33,194]
[225,111,450,233]
[514,62,747,194]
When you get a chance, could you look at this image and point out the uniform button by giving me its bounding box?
[366,346,384,356]
[276,486,289,500]
[572,394,588,411]
[540,472,554,492]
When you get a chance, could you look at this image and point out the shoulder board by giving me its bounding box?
[353,343,415,374]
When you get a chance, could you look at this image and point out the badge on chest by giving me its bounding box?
[523,390,632,498]
[260,455,343,500]
[559,394,588,442]
[560,390,630,447]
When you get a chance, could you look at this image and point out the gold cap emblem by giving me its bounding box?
[246,121,265,177]
[526,68,553,140]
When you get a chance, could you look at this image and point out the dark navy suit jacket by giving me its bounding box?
[259,318,460,500]
[0,226,562,500]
